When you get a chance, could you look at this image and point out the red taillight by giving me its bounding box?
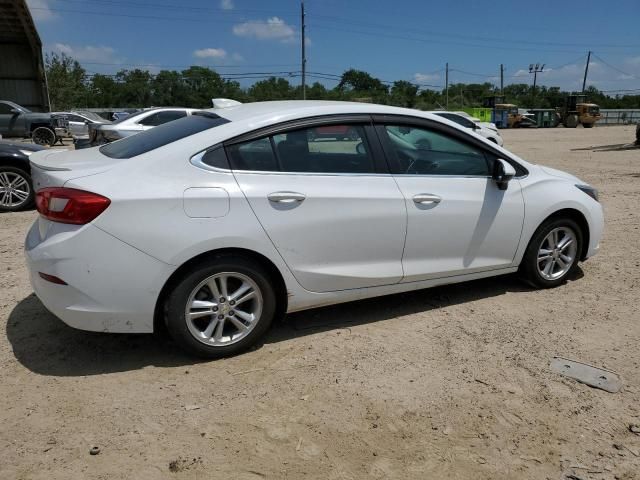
[35,187,111,225]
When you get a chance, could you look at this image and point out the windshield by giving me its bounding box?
[76,111,109,122]
[100,112,229,159]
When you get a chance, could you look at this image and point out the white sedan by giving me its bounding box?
[25,101,603,358]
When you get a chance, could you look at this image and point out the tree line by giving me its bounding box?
[46,52,640,112]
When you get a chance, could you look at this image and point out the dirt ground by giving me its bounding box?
[1,126,639,480]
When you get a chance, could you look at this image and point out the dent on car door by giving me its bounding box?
[227,121,407,293]
[376,121,524,282]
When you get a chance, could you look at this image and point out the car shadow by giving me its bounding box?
[6,270,583,377]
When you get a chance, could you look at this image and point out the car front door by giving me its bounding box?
[227,120,407,293]
[376,119,524,282]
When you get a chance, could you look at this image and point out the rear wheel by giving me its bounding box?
[164,255,276,358]
[0,166,34,212]
[32,126,56,146]
[583,123,594,128]
[520,218,583,288]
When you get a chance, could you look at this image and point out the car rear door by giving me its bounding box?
[374,116,524,282]
[227,118,407,293]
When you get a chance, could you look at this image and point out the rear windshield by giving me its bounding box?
[100,112,230,159]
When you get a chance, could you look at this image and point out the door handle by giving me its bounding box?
[267,191,306,203]
[413,193,442,205]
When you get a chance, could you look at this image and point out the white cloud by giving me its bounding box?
[193,48,227,59]
[413,72,441,84]
[231,52,245,62]
[220,0,234,10]
[233,17,296,42]
[51,43,117,63]
[26,0,56,22]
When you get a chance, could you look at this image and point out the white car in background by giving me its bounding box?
[432,111,504,146]
[25,101,603,358]
[85,107,200,147]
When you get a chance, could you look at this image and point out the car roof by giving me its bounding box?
[207,100,443,125]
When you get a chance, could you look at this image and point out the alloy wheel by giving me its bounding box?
[185,272,263,346]
[0,171,31,208]
[537,227,578,281]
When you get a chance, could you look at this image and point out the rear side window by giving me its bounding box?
[100,113,229,159]
[226,137,278,171]
[227,124,375,174]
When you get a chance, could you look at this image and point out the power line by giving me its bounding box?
[592,53,639,79]
[307,23,589,54]
[307,13,640,50]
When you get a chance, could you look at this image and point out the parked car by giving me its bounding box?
[432,111,504,146]
[0,140,46,211]
[0,100,69,146]
[81,107,199,148]
[53,111,111,139]
[26,101,603,358]
[111,111,132,121]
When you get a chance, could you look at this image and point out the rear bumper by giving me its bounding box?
[25,219,174,333]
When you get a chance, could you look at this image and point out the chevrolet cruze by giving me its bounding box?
[25,101,604,357]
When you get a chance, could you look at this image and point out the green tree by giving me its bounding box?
[247,77,294,101]
[390,80,418,108]
[45,52,88,110]
[337,69,388,102]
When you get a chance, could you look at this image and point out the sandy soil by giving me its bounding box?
[1,126,639,480]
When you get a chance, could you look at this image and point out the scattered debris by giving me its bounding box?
[566,474,584,480]
[169,456,203,473]
[231,368,265,376]
[89,446,101,455]
[184,405,201,411]
[300,394,309,401]
[474,378,491,386]
[629,424,640,436]
[550,357,623,393]
[296,437,302,451]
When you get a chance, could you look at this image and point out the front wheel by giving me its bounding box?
[164,255,276,358]
[520,218,583,288]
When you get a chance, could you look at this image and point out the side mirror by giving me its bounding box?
[493,158,516,190]
[10,108,21,114]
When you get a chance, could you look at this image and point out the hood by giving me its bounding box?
[540,165,583,184]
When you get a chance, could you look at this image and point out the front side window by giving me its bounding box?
[383,125,489,176]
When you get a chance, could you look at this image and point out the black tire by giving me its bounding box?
[565,115,578,128]
[520,217,583,289]
[583,123,593,128]
[0,166,34,212]
[32,126,56,146]
[164,254,277,358]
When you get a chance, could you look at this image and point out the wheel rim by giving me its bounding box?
[34,129,54,145]
[537,227,578,281]
[0,171,31,208]
[185,272,263,347]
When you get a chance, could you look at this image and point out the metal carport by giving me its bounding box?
[0,0,49,112]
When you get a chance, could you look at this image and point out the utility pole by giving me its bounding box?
[301,0,306,100]
[582,50,591,93]
[500,64,504,95]
[529,63,545,101]
[445,62,449,110]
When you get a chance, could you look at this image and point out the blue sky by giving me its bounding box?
[28,0,640,93]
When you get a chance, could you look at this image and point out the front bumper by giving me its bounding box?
[25,219,175,333]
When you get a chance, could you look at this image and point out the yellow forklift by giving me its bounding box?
[483,96,526,128]
[557,94,601,128]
